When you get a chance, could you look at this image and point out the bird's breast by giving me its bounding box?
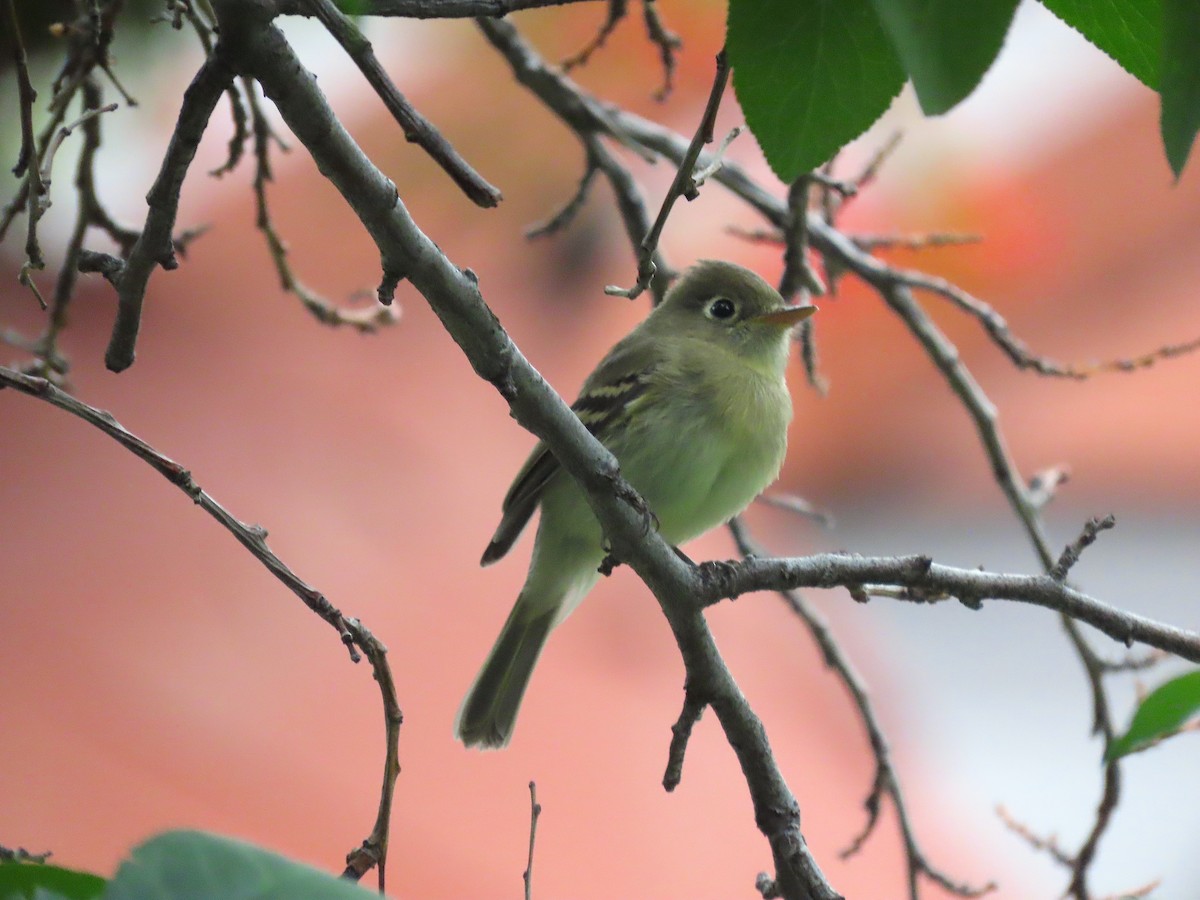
[613,356,791,544]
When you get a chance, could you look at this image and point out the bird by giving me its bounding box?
[455,260,815,748]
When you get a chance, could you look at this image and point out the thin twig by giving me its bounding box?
[525,145,600,239]
[586,135,674,303]
[4,0,46,272]
[523,781,542,900]
[691,126,741,188]
[1098,649,1167,674]
[0,365,403,893]
[662,687,705,791]
[39,102,119,184]
[341,615,404,892]
[852,132,903,194]
[474,16,657,165]
[484,21,677,300]
[779,177,826,393]
[996,806,1075,867]
[561,0,626,71]
[1051,516,1117,582]
[641,0,681,101]
[105,51,232,371]
[247,73,398,332]
[604,48,729,301]
[0,366,364,654]
[304,0,501,207]
[852,232,983,252]
[210,80,249,176]
[755,492,834,530]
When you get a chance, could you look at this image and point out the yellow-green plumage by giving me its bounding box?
[456,260,814,749]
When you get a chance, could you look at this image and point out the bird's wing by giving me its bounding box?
[480,340,657,566]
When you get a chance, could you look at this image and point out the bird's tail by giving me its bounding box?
[455,599,555,750]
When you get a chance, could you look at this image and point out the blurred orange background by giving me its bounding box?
[3,2,1200,898]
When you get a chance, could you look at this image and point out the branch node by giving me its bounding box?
[377,266,405,306]
[663,688,706,791]
[956,593,984,611]
[1051,515,1117,582]
[754,872,781,899]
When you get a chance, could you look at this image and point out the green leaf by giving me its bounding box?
[1161,0,1200,177]
[1107,670,1200,761]
[727,0,906,182]
[1040,0,1161,88]
[869,0,1020,114]
[0,861,105,900]
[105,831,381,900]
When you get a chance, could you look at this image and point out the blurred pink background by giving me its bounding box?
[3,2,1200,897]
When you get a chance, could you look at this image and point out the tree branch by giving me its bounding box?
[303,0,501,207]
[728,519,994,900]
[105,50,232,371]
[604,47,728,301]
[701,552,1200,663]
[0,364,403,889]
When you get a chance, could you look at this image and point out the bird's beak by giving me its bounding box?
[756,304,817,329]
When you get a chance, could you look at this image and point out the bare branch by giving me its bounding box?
[523,781,542,900]
[479,18,674,300]
[303,0,502,208]
[1098,649,1168,674]
[662,687,706,792]
[525,145,600,239]
[587,135,675,302]
[605,48,729,301]
[729,519,996,900]
[4,0,46,272]
[247,75,398,332]
[561,0,626,71]
[779,177,826,393]
[755,492,834,530]
[341,615,404,891]
[996,806,1074,868]
[702,552,1200,664]
[1051,515,1117,582]
[852,231,983,252]
[0,365,403,891]
[106,51,232,371]
[210,80,250,177]
[641,0,681,101]
[474,17,657,163]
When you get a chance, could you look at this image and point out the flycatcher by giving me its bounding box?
[456,260,815,748]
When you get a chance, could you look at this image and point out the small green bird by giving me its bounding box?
[456,260,816,748]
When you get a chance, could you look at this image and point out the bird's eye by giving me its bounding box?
[707,298,736,320]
